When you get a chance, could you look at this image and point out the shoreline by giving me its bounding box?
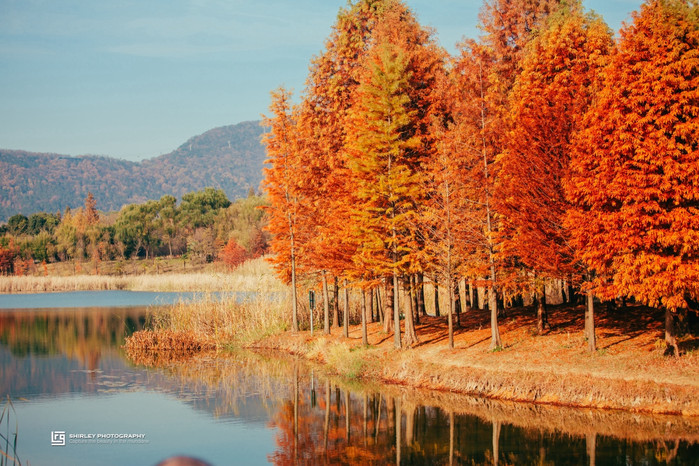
[246,310,699,417]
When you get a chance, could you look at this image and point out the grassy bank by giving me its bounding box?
[248,303,699,416]
[123,289,291,366]
[124,290,699,415]
[0,257,286,293]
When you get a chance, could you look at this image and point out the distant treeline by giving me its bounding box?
[0,120,266,221]
[0,188,270,274]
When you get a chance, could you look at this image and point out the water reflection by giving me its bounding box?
[0,307,148,398]
[153,351,699,465]
[1,305,698,465]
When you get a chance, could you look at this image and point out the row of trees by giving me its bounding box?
[0,188,270,274]
[263,0,698,356]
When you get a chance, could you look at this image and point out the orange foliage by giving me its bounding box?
[497,3,614,284]
[259,0,698,353]
[567,0,699,311]
[220,238,248,269]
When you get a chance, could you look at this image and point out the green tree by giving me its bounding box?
[114,201,161,259]
[178,188,231,231]
[156,195,179,257]
[7,214,28,236]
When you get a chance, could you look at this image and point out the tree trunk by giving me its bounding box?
[537,289,549,335]
[290,232,298,333]
[343,279,349,338]
[464,279,471,310]
[322,272,330,335]
[586,290,596,352]
[361,288,368,346]
[411,275,420,325]
[369,288,375,323]
[433,274,441,317]
[489,284,502,350]
[447,274,454,349]
[384,278,393,333]
[333,277,340,328]
[664,307,679,357]
[393,271,402,349]
[468,281,474,310]
[453,279,462,329]
[376,286,383,326]
[417,272,426,316]
[404,278,419,347]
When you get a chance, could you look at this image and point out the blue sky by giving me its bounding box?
[0,0,642,161]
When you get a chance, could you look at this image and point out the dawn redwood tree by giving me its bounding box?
[262,88,309,333]
[424,72,471,349]
[566,0,699,357]
[346,40,422,348]
[497,2,614,347]
[450,43,504,350]
[301,0,390,333]
[450,0,561,350]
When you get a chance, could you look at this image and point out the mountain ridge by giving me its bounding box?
[0,121,266,221]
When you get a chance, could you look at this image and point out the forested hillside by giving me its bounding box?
[0,121,265,220]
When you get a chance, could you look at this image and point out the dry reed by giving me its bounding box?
[0,258,286,294]
[150,292,290,344]
[124,290,292,366]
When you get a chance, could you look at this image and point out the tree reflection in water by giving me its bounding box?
[2,305,698,465]
[146,350,699,465]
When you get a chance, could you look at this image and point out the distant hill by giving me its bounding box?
[0,121,266,221]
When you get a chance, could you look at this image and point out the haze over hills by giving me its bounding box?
[0,121,266,222]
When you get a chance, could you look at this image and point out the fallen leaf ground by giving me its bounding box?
[256,302,699,414]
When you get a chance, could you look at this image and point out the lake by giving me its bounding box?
[0,291,697,465]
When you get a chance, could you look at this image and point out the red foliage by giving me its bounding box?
[0,244,16,275]
[220,238,248,269]
[250,228,269,258]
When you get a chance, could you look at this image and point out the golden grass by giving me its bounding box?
[0,257,286,293]
[123,288,292,367]
[123,329,217,367]
[149,292,290,344]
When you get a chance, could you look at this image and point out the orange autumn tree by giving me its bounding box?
[301,0,390,334]
[346,40,422,348]
[566,0,699,357]
[448,0,561,351]
[424,70,472,349]
[342,2,443,348]
[220,238,247,269]
[497,2,614,347]
[262,87,309,332]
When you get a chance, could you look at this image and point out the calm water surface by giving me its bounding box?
[0,292,697,465]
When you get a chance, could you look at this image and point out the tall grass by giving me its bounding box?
[0,257,286,294]
[149,291,291,345]
[0,397,21,466]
